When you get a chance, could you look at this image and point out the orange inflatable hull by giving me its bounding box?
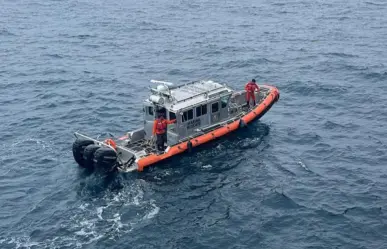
[136,86,280,171]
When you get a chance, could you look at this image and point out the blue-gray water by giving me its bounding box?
[1,0,387,248]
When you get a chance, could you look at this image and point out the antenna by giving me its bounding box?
[150,80,174,86]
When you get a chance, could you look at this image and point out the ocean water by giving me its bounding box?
[1,0,387,248]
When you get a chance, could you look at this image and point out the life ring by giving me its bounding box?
[104,138,117,150]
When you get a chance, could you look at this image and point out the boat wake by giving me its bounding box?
[0,181,159,249]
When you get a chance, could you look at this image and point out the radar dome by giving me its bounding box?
[157,84,168,93]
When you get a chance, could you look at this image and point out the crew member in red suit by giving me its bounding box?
[152,113,176,153]
[245,79,260,107]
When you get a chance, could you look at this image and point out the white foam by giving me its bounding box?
[106,213,125,231]
[298,160,310,171]
[79,218,96,228]
[96,206,105,220]
[75,228,96,236]
[132,189,144,206]
[2,236,41,249]
[79,203,89,210]
[113,194,120,202]
[2,183,161,248]
[143,200,160,220]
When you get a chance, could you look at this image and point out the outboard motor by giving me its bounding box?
[93,147,118,173]
[82,144,102,169]
[72,139,94,168]
[73,138,118,174]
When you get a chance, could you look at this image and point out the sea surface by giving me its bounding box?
[1,0,387,248]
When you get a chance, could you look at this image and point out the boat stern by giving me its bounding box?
[72,132,139,173]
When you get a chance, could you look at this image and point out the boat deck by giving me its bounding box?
[125,138,158,154]
[125,103,258,154]
[124,86,271,155]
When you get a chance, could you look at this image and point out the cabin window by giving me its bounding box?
[221,96,228,108]
[156,107,166,117]
[148,106,154,116]
[182,109,194,122]
[196,104,207,117]
[211,102,219,113]
[169,111,176,120]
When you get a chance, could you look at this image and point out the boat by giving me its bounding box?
[72,79,280,173]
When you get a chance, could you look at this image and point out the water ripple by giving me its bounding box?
[1,0,387,248]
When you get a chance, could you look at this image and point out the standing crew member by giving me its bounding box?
[152,113,176,153]
[245,79,260,107]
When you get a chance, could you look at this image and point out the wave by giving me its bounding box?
[282,81,348,97]
[220,58,282,69]
[323,52,360,58]
[59,33,97,39]
[323,120,359,130]
[263,190,305,210]
[362,71,387,81]
[0,28,16,36]
[42,53,65,59]
[365,1,387,6]
[1,180,159,249]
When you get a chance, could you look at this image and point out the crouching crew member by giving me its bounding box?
[152,113,176,153]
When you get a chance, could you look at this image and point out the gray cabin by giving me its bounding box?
[141,80,253,146]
